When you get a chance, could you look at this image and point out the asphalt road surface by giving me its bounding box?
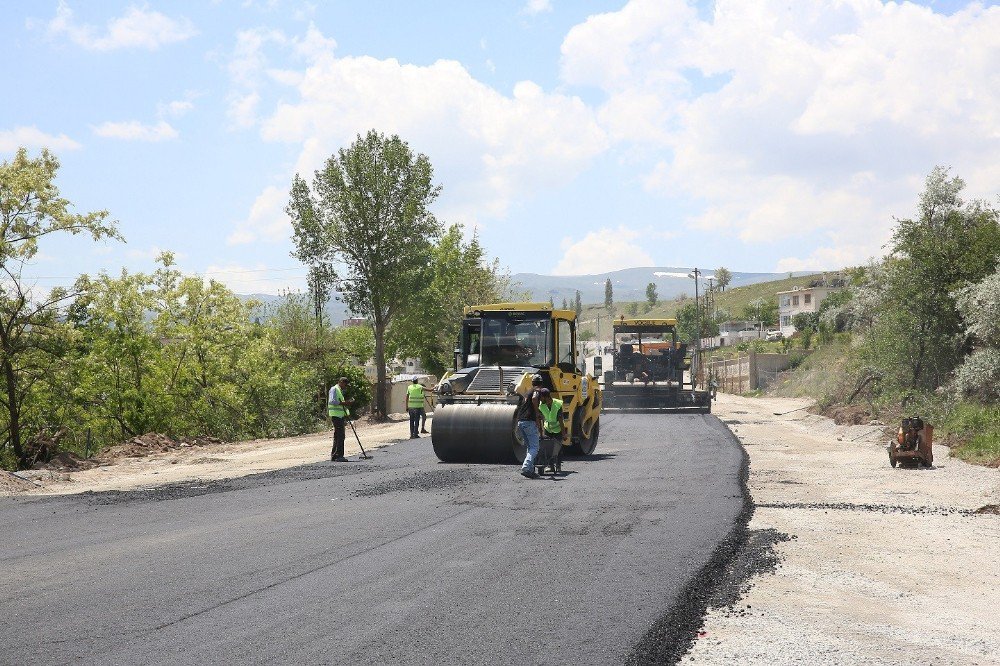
[1,413,748,665]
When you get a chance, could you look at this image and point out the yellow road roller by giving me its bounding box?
[432,303,602,464]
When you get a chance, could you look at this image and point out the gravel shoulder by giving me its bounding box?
[687,393,1000,665]
[0,416,416,497]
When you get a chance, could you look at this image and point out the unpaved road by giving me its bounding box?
[1,413,747,665]
[688,393,1000,665]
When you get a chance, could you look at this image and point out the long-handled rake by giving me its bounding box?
[347,418,372,459]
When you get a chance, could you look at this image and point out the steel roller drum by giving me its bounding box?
[431,403,524,464]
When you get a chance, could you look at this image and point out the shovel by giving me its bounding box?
[347,417,372,459]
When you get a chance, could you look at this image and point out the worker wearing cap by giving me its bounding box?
[537,388,565,474]
[328,377,355,462]
[406,378,426,439]
[515,374,545,479]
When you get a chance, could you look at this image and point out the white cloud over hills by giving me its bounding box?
[43,2,197,51]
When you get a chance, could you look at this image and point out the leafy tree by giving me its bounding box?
[645,282,658,307]
[714,267,732,291]
[388,226,514,376]
[743,298,778,329]
[791,312,819,332]
[0,148,119,468]
[561,297,568,310]
[676,302,719,343]
[952,268,1000,402]
[604,278,613,313]
[626,302,639,317]
[574,290,582,318]
[288,131,442,418]
[859,167,1000,391]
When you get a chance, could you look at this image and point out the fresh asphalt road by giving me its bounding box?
[1,413,747,665]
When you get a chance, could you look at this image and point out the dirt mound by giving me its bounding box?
[814,403,872,425]
[34,451,96,471]
[95,433,223,463]
[0,471,39,494]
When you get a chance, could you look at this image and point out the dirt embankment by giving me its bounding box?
[1,416,417,497]
[687,393,1000,665]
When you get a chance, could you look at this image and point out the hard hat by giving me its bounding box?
[531,374,544,384]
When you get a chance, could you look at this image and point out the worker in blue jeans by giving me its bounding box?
[515,374,545,479]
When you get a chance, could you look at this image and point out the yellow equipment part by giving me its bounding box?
[431,303,601,464]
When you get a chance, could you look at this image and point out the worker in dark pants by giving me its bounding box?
[407,378,426,438]
[328,377,354,461]
[537,388,566,474]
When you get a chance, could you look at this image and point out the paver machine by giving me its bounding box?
[432,303,602,463]
[599,317,712,413]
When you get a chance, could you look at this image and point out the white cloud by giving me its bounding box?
[0,126,81,152]
[223,24,606,244]
[560,0,1000,267]
[159,99,194,118]
[92,120,178,142]
[521,0,553,16]
[552,227,654,275]
[228,185,290,245]
[44,1,196,51]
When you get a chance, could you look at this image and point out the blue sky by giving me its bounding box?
[2,0,999,294]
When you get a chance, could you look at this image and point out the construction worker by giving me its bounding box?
[516,374,545,479]
[537,388,565,474]
[406,378,426,438]
[328,377,355,461]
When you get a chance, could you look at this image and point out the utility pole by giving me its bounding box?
[688,267,702,387]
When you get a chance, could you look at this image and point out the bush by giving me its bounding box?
[952,348,1000,403]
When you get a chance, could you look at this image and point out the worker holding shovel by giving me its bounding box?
[328,377,355,461]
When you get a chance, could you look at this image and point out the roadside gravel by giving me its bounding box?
[2,416,416,496]
[686,393,1000,665]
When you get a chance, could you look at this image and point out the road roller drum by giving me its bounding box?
[431,403,524,464]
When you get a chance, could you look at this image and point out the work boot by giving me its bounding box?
[543,465,555,474]
[420,429,429,434]
[520,469,538,479]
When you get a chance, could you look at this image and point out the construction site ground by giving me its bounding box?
[3,397,999,664]
[689,392,1000,665]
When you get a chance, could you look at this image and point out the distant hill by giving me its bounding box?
[511,267,816,305]
[238,267,821,325]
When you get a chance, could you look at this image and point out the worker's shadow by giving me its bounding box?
[564,453,617,462]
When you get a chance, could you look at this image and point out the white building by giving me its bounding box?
[777,286,838,335]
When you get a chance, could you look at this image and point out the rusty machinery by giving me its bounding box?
[888,416,933,468]
[431,303,602,464]
[598,318,713,413]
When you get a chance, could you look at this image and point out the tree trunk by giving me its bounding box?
[2,356,24,469]
[373,319,388,420]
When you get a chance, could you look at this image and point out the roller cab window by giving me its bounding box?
[479,314,552,367]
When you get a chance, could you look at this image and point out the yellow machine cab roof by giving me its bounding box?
[463,303,576,320]
[613,317,678,329]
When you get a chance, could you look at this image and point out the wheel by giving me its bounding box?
[888,448,897,468]
[572,418,599,456]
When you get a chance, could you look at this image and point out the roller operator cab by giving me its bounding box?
[432,303,602,464]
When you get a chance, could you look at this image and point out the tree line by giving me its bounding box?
[1,135,516,470]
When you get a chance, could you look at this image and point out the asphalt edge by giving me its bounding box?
[624,416,755,665]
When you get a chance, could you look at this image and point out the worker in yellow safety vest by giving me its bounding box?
[406,378,426,439]
[328,377,354,461]
[537,388,566,474]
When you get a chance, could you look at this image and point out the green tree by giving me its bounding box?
[676,302,719,343]
[604,278,613,313]
[714,267,732,291]
[645,282,658,308]
[388,226,514,376]
[859,167,1000,391]
[743,298,779,330]
[626,302,639,317]
[0,148,119,468]
[287,131,442,418]
[574,290,582,318]
[561,297,568,310]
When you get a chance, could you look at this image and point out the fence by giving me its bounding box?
[705,350,813,394]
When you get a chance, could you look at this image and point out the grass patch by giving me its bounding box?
[939,402,1000,466]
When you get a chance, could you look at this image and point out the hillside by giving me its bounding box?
[574,272,829,336]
